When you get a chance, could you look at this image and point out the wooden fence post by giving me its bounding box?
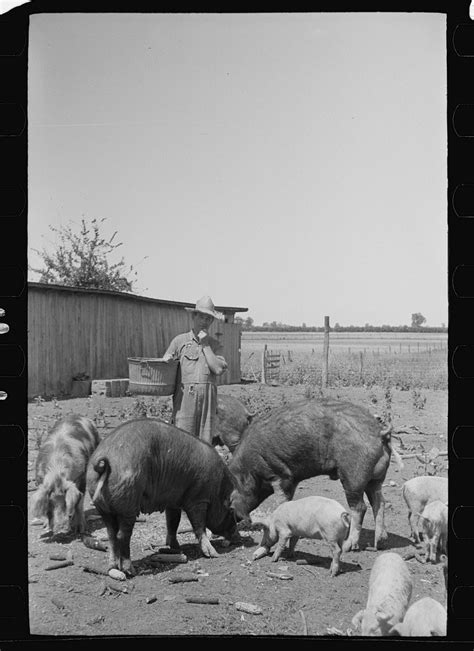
[261,344,267,384]
[322,316,330,388]
[359,351,364,380]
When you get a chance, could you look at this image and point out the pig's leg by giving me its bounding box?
[342,488,367,552]
[185,503,219,558]
[77,494,87,534]
[365,480,388,550]
[408,512,421,544]
[428,536,439,563]
[165,507,182,550]
[116,515,136,576]
[101,512,121,571]
[440,531,447,556]
[329,543,342,577]
[271,478,297,506]
[271,534,289,562]
[287,535,299,558]
[253,526,277,561]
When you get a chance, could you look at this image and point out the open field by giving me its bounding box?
[241,331,448,353]
[241,332,447,390]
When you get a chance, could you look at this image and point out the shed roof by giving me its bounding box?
[27,282,248,315]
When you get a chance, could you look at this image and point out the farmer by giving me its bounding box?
[162,295,228,445]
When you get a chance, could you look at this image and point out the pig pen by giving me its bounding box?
[28,383,448,637]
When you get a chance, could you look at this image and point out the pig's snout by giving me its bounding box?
[52,517,72,536]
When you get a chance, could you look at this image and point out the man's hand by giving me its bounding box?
[198,330,210,346]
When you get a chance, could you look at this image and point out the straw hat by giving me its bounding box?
[184,296,224,321]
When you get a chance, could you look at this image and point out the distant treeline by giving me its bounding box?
[235,319,447,334]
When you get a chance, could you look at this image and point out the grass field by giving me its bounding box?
[241,331,447,390]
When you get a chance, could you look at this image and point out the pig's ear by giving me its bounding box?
[250,515,268,529]
[351,610,364,629]
[65,482,82,512]
[31,484,50,519]
[375,608,394,624]
[388,623,403,636]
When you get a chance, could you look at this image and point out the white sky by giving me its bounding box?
[27,12,447,327]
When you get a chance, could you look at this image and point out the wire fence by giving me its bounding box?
[241,345,447,390]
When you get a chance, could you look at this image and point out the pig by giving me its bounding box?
[417,499,448,563]
[351,552,413,636]
[31,414,100,536]
[229,398,400,552]
[251,495,351,576]
[86,418,240,576]
[389,597,447,636]
[213,394,254,453]
[401,476,448,544]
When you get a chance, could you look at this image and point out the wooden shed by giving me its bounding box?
[28,282,248,399]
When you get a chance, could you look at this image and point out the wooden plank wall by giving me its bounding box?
[28,285,242,398]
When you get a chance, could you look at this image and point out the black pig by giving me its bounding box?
[87,418,239,575]
[229,398,399,552]
[213,394,254,453]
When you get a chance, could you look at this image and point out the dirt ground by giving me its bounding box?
[28,383,448,637]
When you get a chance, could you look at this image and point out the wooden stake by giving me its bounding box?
[44,560,73,571]
[82,565,108,577]
[261,344,267,384]
[322,316,330,388]
[149,553,188,564]
[169,574,199,583]
[185,596,219,605]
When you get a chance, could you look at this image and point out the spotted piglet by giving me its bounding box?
[251,495,350,576]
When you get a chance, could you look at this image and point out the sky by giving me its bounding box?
[27,12,447,327]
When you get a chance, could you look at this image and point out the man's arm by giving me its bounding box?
[162,337,178,362]
[198,331,228,376]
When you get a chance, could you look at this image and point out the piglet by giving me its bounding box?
[251,495,350,576]
[401,476,447,545]
[352,552,413,636]
[389,597,447,636]
[418,499,447,563]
